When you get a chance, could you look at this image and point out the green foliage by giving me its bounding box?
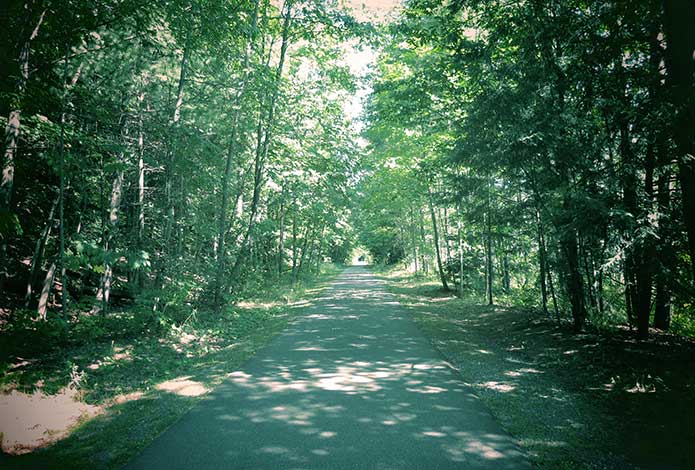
[357,0,694,337]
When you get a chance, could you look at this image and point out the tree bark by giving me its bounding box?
[277,187,286,276]
[25,192,58,306]
[96,168,124,313]
[485,180,493,305]
[536,208,549,315]
[662,0,695,282]
[135,88,145,290]
[37,262,56,320]
[427,185,449,290]
[213,0,261,310]
[1,7,46,211]
[229,0,293,290]
[458,218,464,297]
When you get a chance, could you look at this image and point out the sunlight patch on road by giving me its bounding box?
[406,385,447,394]
[477,381,516,393]
[464,439,505,459]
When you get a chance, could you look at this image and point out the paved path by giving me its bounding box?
[126,267,529,469]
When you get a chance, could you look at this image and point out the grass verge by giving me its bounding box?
[0,265,342,469]
[381,269,695,469]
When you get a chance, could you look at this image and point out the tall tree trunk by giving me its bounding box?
[502,243,510,293]
[419,207,427,274]
[458,218,464,297]
[547,258,561,324]
[58,46,68,319]
[1,7,47,286]
[135,88,145,290]
[295,224,312,283]
[534,1,586,330]
[158,30,192,292]
[560,220,585,331]
[229,0,293,290]
[213,0,261,310]
[662,0,695,282]
[410,208,419,274]
[25,192,58,306]
[427,185,449,290]
[536,208,549,315]
[37,262,56,320]
[96,168,124,313]
[654,152,673,329]
[485,181,493,305]
[290,199,298,276]
[1,7,46,210]
[277,187,286,276]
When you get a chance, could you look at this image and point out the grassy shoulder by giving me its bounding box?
[0,264,342,468]
[380,268,695,470]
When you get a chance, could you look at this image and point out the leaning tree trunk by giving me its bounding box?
[37,262,56,320]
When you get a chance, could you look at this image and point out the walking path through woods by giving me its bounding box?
[125,267,530,469]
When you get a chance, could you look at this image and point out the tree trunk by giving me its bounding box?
[1,7,46,211]
[410,208,418,274]
[291,199,298,277]
[427,185,449,290]
[213,0,261,310]
[158,30,192,292]
[419,207,427,274]
[58,46,68,319]
[295,224,312,283]
[37,262,56,320]
[485,182,493,305]
[662,0,695,282]
[96,169,124,313]
[458,218,464,297]
[229,1,293,291]
[536,208,549,315]
[277,188,286,276]
[135,88,146,290]
[25,192,58,306]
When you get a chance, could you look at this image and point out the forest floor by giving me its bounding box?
[0,266,341,468]
[382,270,695,469]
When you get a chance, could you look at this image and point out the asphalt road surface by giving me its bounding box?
[125,267,530,469]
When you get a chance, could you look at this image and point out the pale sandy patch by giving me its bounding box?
[0,388,101,454]
[155,376,209,397]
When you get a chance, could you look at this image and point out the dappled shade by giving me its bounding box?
[126,268,528,469]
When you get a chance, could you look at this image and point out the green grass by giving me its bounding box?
[1,265,342,469]
[380,268,695,469]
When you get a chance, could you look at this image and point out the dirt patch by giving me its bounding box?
[385,276,695,469]
[0,388,101,455]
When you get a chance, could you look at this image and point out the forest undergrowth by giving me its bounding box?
[382,268,695,469]
[0,264,341,468]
